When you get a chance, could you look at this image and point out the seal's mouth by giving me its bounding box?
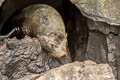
[52,45,72,63]
[54,46,68,57]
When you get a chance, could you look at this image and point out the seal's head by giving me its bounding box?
[38,32,68,57]
[38,34,71,63]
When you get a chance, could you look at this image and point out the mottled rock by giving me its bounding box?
[106,33,120,79]
[115,37,120,80]
[0,72,8,80]
[16,60,115,80]
[71,0,120,25]
[0,36,68,79]
[88,19,120,34]
[16,74,42,80]
[85,30,120,79]
[106,34,117,64]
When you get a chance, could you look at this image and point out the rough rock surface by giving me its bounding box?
[88,19,120,35]
[0,36,68,80]
[85,18,120,79]
[0,72,9,80]
[71,0,120,25]
[16,60,115,80]
[85,31,108,63]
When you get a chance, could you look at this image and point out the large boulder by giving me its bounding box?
[0,36,69,80]
[87,19,120,34]
[71,0,120,25]
[16,60,115,80]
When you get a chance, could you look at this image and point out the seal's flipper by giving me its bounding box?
[0,27,20,41]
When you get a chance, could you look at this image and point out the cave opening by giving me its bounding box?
[1,0,89,61]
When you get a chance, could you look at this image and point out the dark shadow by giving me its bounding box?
[58,0,89,61]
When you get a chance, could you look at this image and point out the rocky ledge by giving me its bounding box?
[17,60,115,80]
[0,36,116,80]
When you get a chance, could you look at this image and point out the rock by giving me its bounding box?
[0,0,4,7]
[0,72,8,80]
[115,37,120,80]
[16,74,42,80]
[87,17,120,80]
[106,33,117,64]
[88,19,120,34]
[16,60,115,80]
[71,0,120,25]
[0,36,69,79]
[106,33,120,79]
[85,30,120,79]
[85,31,108,63]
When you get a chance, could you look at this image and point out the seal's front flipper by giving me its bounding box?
[0,27,20,41]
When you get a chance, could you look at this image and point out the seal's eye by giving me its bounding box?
[51,44,57,48]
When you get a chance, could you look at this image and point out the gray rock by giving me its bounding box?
[88,19,120,34]
[106,33,120,80]
[0,72,8,80]
[0,36,68,80]
[71,0,120,25]
[85,31,108,63]
[85,30,120,79]
[106,33,117,64]
[16,60,116,80]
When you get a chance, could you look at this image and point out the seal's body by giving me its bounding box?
[0,0,63,33]
[10,4,71,62]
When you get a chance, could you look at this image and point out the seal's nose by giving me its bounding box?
[62,47,67,53]
[61,47,72,63]
[54,46,72,63]
[54,46,67,57]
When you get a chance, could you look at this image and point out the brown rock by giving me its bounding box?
[17,60,115,80]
